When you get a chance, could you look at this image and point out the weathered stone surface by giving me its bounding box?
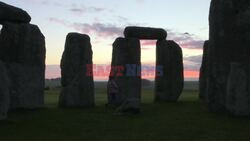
[0,61,10,120]
[226,63,250,116]
[206,63,230,112]
[207,0,250,113]
[107,37,141,113]
[0,2,31,24]
[209,0,250,63]
[0,22,45,109]
[107,77,120,106]
[199,41,209,100]
[155,40,184,102]
[124,26,167,40]
[59,33,95,108]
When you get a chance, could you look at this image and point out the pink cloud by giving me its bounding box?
[72,23,123,37]
[141,40,157,46]
[48,18,69,27]
[48,18,205,50]
[69,6,106,16]
[167,30,205,49]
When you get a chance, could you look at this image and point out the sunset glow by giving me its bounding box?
[2,0,210,81]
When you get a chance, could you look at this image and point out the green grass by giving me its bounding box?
[1,88,250,141]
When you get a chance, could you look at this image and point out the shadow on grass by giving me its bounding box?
[1,89,250,141]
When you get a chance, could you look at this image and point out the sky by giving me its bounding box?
[2,0,211,81]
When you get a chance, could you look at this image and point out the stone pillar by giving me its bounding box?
[206,63,230,112]
[107,37,141,113]
[207,0,250,113]
[0,22,46,109]
[209,0,250,63]
[207,0,235,112]
[199,40,209,100]
[226,63,250,116]
[0,61,10,120]
[155,40,184,102]
[107,39,123,106]
[59,33,95,108]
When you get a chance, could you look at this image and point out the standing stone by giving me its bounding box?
[226,63,250,116]
[107,76,120,106]
[207,0,250,112]
[0,22,46,109]
[206,63,230,112]
[209,0,250,63]
[155,40,184,102]
[0,61,10,120]
[0,2,31,24]
[124,26,167,40]
[107,37,141,113]
[199,41,209,100]
[59,33,95,108]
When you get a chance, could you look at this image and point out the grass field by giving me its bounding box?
[1,88,250,141]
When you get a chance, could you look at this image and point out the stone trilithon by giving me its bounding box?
[107,26,184,113]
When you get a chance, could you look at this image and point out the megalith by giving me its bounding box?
[0,22,46,109]
[207,0,250,113]
[226,63,250,116]
[155,40,184,102]
[206,63,230,112]
[124,26,167,40]
[59,33,95,108]
[209,0,250,63]
[199,40,209,100]
[107,37,141,113]
[0,2,31,24]
[0,61,10,120]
